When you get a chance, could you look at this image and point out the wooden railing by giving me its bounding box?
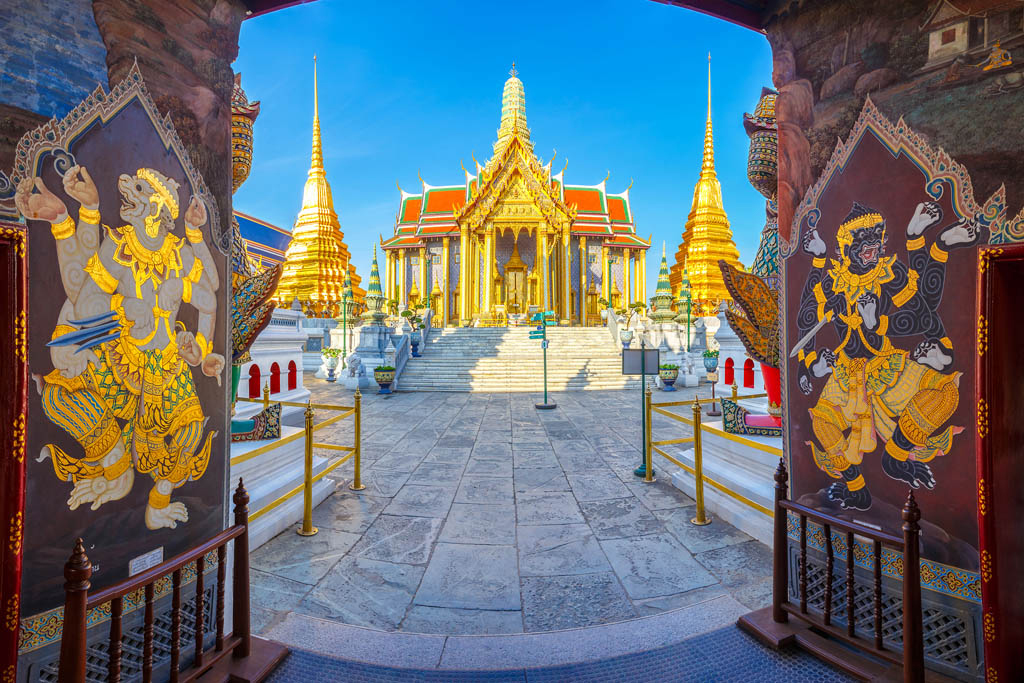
[770,458,925,683]
[57,480,256,683]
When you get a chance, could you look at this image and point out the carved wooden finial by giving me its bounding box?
[64,538,93,589]
[902,489,921,528]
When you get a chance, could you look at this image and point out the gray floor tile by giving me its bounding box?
[350,514,443,565]
[514,467,570,493]
[298,555,424,630]
[517,524,611,576]
[515,491,585,525]
[455,475,514,504]
[383,483,457,517]
[311,491,389,534]
[250,527,360,584]
[655,507,754,554]
[566,472,632,501]
[415,543,520,610]
[600,534,718,599]
[580,497,664,539]
[521,573,636,631]
[440,503,516,544]
[401,606,523,635]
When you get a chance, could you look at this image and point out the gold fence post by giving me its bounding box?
[350,389,365,491]
[643,385,654,483]
[263,382,270,410]
[731,383,738,400]
[297,401,318,536]
[691,398,711,526]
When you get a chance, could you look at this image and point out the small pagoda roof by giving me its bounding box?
[922,0,1021,29]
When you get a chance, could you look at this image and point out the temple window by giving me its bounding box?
[270,362,281,394]
[941,28,956,45]
[743,358,755,388]
[287,360,297,391]
[248,364,261,398]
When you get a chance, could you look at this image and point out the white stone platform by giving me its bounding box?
[230,425,336,550]
[668,420,781,546]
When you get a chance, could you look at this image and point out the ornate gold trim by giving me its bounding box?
[978,314,987,357]
[983,612,995,643]
[981,549,992,582]
[978,478,987,516]
[8,512,22,557]
[978,398,989,439]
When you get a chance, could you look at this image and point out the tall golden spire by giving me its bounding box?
[494,62,532,155]
[669,53,742,314]
[275,56,365,316]
[310,54,324,174]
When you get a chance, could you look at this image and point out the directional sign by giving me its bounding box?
[541,339,549,349]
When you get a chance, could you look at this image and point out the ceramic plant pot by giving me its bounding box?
[659,367,678,392]
[374,368,396,394]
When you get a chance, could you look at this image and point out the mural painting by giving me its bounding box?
[7,66,229,626]
[783,97,1009,572]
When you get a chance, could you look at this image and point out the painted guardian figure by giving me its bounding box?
[795,200,976,510]
[15,164,223,530]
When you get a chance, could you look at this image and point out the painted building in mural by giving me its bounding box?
[382,66,650,327]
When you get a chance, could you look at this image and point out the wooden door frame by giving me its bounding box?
[0,220,27,677]
[976,242,1024,681]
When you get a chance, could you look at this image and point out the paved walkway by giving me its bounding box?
[249,376,773,638]
[266,625,853,682]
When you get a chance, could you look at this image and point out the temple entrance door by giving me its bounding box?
[978,244,1024,679]
[0,224,27,670]
[504,238,529,315]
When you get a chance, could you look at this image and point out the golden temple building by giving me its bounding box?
[274,57,365,316]
[382,65,650,327]
[670,55,742,316]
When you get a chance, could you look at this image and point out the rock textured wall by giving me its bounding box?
[764,0,1024,243]
[91,0,248,245]
[0,0,109,117]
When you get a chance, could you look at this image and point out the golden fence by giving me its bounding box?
[642,386,782,525]
[233,387,364,536]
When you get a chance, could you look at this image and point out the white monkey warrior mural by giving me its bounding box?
[16,164,223,530]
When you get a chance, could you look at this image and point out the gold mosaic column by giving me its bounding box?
[398,248,406,308]
[601,244,608,301]
[442,236,450,327]
[562,233,571,323]
[539,227,549,310]
[579,236,587,325]
[483,227,494,312]
[640,251,647,302]
[419,246,427,309]
[459,228,468,323]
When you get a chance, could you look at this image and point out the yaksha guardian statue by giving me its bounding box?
[795,200,977,510]
[16,164,223,529]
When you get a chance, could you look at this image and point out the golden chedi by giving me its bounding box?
[275,57,365,317]
[670,55,742,316]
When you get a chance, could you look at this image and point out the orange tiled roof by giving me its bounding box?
[564,187,605,213]
[400,197,422,223]
[424,188,465,214]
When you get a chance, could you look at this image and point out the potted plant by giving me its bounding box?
[618,301,645,349]
[659,363,679,391]
[401,306,425,357]
[374,365,396,394]
[598,297,610,320]
[322,347,342,382]
[702,348,719,374]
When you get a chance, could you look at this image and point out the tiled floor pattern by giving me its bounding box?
[265,624,855,682]
[250,376,772,636]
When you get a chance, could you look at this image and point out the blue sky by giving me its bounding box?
[233,0,773,296]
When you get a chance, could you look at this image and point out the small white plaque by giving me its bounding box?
[129,547,164,576]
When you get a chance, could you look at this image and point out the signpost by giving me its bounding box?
[622,339,659,477]
[530,311,558,410]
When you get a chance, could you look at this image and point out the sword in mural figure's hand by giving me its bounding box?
[789,310,834,358]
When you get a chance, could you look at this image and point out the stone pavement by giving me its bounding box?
[249,375,772,637]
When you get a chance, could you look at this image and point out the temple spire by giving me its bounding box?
[310,55,324,176]
[702,53,715,177]
[494,63,531,154]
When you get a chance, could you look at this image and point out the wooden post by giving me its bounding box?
[902,490,924,683]
[772,458,789,623]
[232,479,251,659]
[57,539,91,683]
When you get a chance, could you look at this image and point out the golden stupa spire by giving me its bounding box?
[494,62,532,155]
[310,54,324,174]
[668,53,742,314]
[274,56,366,317]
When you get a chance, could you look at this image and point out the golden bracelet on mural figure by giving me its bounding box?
[195,331,211,357]
[50,215,75,240]
[930,242,949,263]
[185,225,203,243]
[78,206,101,225]
[907,236,925,251]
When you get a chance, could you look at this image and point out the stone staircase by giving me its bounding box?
[397,327,642,392]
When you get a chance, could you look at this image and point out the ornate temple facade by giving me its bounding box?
[274,59,365,316]
[382,67,649,326]
[670,57,742,316]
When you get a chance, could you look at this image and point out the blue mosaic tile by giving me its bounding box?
[266,626,854,682]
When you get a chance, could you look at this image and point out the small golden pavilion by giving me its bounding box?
[381,65,650,327]
[274,58,365,316]
[670,56,742,316]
